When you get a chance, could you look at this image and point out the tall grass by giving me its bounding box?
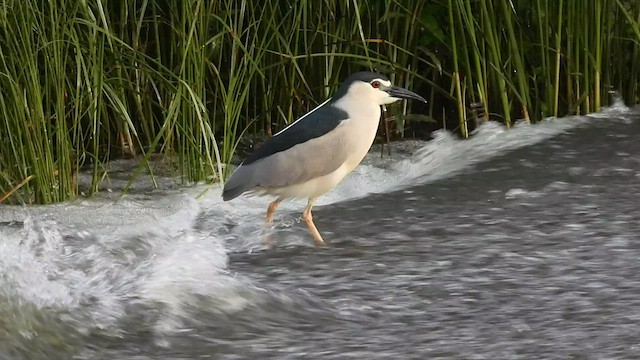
[0,1,79,203]
[0,0,638,204]
[447,0,639,126]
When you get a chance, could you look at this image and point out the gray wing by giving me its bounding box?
[222,124,351,201]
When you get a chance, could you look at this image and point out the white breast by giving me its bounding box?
[339,103,382,172]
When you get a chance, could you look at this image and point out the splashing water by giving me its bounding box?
[0,101,637,359]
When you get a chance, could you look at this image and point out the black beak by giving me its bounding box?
[385,86,427,103]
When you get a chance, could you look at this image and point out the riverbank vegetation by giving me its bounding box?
[1,0,639,204]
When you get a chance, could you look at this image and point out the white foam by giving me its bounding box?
[0,189,239,337]
[0,103,634,342]
[0,219,75,308]
[187,104,635,245]
[310,115,583,205]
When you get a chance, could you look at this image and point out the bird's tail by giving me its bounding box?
[222,164,254,201]
[222,184,246,201]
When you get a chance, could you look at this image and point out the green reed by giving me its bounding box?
[0,0,638,205]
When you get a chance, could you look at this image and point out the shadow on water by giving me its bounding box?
[1,104,639,359]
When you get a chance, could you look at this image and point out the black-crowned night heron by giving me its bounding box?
[222,72,426,246]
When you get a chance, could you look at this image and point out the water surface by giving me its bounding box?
[1,102,639,359]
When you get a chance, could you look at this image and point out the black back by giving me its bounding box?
[243,103,349,164]
[241,72,386,165]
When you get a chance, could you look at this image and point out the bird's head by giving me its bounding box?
[333,72,427,106]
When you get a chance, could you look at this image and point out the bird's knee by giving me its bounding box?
[267,201,279,213]
[302,210,313,222]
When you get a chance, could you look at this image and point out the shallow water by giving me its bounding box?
[1,102,639,359]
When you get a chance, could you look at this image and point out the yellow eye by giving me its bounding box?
[371,80,381,88]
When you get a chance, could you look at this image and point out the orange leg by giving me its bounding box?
[265,198,281,224]
[302,198,326,246]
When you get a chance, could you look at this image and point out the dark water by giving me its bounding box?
[1,104,639,359]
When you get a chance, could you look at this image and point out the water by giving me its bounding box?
[1,102,639,359]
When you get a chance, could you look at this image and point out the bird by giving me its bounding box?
[222,71,426,246]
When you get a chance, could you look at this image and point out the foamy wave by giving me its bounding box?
[0,103,634,348]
